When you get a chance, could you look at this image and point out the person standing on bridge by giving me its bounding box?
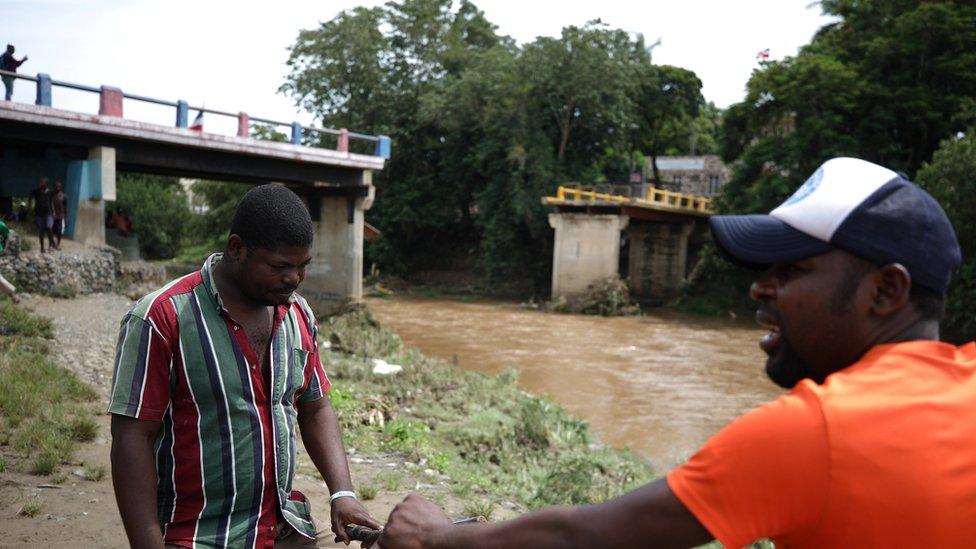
[108,183,381,548]
[0,44,27,101]
[375,157,976,549]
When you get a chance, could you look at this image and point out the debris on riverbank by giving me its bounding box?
[545,276,641,317]
[319,300,654,512]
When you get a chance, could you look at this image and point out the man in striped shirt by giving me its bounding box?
[109,184,380,548]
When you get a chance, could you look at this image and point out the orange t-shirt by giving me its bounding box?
[667,340,976,548]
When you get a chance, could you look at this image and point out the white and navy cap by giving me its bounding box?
[710,157,961,294]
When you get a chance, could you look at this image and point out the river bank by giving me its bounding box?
[0,293,653,547]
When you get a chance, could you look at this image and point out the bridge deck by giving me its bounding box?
[543,185,713,217]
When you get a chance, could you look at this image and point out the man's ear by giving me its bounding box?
[226,235,247,262]
[871,263,912,317]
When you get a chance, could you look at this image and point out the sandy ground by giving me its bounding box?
[1,293,514,548]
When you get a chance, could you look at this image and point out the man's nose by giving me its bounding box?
[283,269,302,287]
[750,271,776,302]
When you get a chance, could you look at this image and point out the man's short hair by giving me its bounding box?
[229,184,313,251]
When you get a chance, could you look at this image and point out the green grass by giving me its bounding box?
[321,302,654,511]
[462,498,495,521]
[359,483,378,501]
[0,300,54,338]
[83,464,106,482]
[19,497,42,517]
[0,297,99,475]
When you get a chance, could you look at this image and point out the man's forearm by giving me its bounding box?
[428,505,591,549]
[298,397,354,492]
[111,416,165,548]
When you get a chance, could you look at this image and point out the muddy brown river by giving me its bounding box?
[368,296,782,471]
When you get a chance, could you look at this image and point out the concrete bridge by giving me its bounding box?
[543,185,713,304]
[0,70,391,315]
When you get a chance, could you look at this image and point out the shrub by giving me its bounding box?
[916,130,976,341]
[114,174,190,260]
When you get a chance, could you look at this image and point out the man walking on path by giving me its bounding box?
[377,157,976,548]
[109,184,380,548]
[29,177,53,253]
[0,217,20,303]
[0,44,27,101]
[50,181,67,250]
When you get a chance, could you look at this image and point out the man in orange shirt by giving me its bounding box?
[375,157,975,548]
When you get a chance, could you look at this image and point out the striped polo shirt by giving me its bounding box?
[108,253,331,548]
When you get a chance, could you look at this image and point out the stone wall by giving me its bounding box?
[0,247,120,295]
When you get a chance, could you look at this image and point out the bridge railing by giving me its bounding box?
[0,69,391,159]
[546,185,713,215]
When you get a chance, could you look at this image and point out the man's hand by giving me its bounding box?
[376,494,452,549]
[332,496,382,546]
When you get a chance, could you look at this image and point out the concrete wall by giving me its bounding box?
[302,182,374,316]
[65,147,113,246]
[548,213,628,299]
[626,221,694,303]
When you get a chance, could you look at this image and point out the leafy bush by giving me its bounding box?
[115,174,190,259]
[915,131,976,341]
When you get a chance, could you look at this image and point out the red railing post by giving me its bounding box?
[338,128,349,152]
[99,86,123,117]
[237,112,249,137]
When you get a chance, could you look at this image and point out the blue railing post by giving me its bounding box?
[375,135,391,159]
[35,73,52,107]
[291,122,302,145]
[176,100,188,128]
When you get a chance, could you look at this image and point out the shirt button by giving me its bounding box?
[233,325,240,331]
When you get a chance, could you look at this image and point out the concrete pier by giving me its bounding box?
[302,181,375,315]
[548,212,629,299]
[626,222,694,303]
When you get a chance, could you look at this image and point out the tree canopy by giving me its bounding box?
[684,0,976,316]
[283,0,710,291]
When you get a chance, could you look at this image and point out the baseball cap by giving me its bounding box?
[709,157,961,294]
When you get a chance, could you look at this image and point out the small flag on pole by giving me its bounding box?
[756,48,770,61]
[189,110,204,132]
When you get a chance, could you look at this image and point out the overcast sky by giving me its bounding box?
[2,0,834,137]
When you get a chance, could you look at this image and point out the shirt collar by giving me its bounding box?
[200,253,226,311]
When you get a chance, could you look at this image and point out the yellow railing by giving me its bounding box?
[544,185,713,215]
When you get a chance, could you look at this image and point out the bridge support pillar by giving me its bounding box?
[303,178,375,316]
[548,213,628,299]
[626,221,694,303]
[65,146,115,247]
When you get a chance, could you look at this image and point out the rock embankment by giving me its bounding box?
[0,246,166,299]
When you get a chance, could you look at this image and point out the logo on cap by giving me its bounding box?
[782,167,824,207]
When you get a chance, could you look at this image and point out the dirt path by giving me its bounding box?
[1,294,512,548]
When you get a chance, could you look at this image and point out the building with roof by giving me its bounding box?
[646,155,730,196]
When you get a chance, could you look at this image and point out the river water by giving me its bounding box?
[368,296,782,471]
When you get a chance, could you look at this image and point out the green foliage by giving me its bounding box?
[284,1,708,291]
[186,180,250,255]
[686,0,976,311]
[915,131,976,341]
[115,174,190,259]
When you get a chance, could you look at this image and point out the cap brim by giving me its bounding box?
[709,215,833,270]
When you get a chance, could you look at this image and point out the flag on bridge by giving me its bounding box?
[190,110,204,132]
[756,48,770,61]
